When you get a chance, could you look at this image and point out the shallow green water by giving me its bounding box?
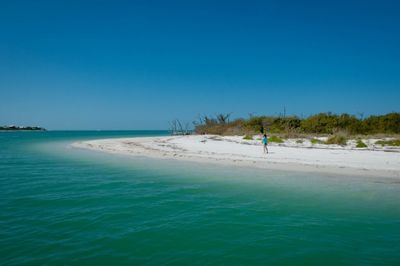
[1,131,400,265]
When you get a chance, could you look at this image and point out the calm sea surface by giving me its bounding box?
[1,131,400,265]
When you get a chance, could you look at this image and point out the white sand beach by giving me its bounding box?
[72,135,400,178]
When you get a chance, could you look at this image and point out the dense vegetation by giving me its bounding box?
[194,112,400,136]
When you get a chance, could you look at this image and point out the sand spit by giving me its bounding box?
[72,135,400,178]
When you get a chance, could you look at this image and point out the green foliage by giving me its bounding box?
[244,116,265,133]
[363,113,400,134]
[300,113,361,134]
[356,140,367,148]
[195,119,244,135]
[326,135,347,145]
[375,139,400,146]
[269,135,284,143]
[242,116,302,134]
[194,112,400,136]
[243,135,253,140]
[311,138,325,144]
[296,139,303,144]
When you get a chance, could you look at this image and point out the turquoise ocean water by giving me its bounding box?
[1,131,400,265]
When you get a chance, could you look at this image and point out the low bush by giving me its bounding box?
[243,135,253,140]
[375,139,400,146]
[356,140,367,148]
[310,138,325,144]
[326,135,347,145]
[269,135,284,143]
[296,139,304,144]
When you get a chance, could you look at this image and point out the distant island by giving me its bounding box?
[0,125,46,131]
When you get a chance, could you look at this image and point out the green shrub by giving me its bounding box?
[243,116,264,133]
[375,139,400,146]
[243,135,253,140]
[310,138,325,144]
[296,139,304,144]
[363,113,400,134]
[356,140,367,148]
[269,135,284,143]
[326,135,347,145]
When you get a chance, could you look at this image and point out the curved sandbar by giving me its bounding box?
[72,135,400,178]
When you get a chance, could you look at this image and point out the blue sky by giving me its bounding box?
[1,0,399,129]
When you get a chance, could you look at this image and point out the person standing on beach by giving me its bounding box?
[262,134,268,154]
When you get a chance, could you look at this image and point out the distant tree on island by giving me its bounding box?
[194,112,400,136]
[0,125,46,131]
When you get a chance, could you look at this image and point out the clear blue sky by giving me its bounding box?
[1,0,399,129]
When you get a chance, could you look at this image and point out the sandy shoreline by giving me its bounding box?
[72,135,400,178]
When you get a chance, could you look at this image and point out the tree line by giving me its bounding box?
[194,112,400,136]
